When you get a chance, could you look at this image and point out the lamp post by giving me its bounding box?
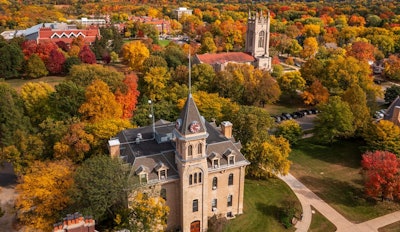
[148,100,155,138]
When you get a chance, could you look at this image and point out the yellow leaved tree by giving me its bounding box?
[15,160,75,231]
[121,41,150,71]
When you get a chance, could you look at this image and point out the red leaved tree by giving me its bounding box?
[36,42,58,61]
[21,40,38,60]
[115,72,140,119]
[45,49,66,75]
[361,150,400,201]
[347,41,376,62]
[78,45,96,64]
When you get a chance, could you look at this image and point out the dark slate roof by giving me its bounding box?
[115,119,248,182]
[176,94,206,136]
[195,52,255,65]
[384,95,400,120]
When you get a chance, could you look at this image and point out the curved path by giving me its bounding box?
[279,173,400,232]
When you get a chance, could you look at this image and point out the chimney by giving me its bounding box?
[108,138,120,158]
[391,106,400,126]
[221,121,233,139]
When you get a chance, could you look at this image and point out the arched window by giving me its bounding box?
[188,145,193,156]
[212,177,218,189]
[258,31,265,48]
[194,173,198,184]
[198,143,202,154]
[189,174,193,185]
[198,172,202,183]
[228,173,234,185]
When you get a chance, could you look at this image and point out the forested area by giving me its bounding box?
[1,0,400,230]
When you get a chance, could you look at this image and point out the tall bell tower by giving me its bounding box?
[245,10,272,70]
[174,94,209,232]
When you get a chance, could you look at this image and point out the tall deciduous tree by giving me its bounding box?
[53,122,94,163]
[20,82,54,125]
[0,83,31,148]
[143,66,171,101]
[342,85,370,135]
[301,37,318,59]
[361,151,400,201]
[384,55,400,81]
[15,160,75,231]
[384,85,400,103]
[115,73,140,120]
[71,155,129,222]
[277,71,306,97]
[363,120,400,157]
[314,96,355,144]
[78,45,97,64]
[301,80,329,106]
[125,192,169,232]
[67,64,125,92]
[121,41,150,71]
[245,135,291,178]
[25,53,48,79]
[275,120,302,145]
[0,41,24,79]
[48,81,86,120]
[79,80,123,123]
[347,41,376,62]
[45,48,66,74]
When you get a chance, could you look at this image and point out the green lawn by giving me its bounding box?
[223,178,301,232]
[290,138,400,223]
[378,221,400,232]
[5,76,66,91]
[158,39,170,47]
[308,207,336,232]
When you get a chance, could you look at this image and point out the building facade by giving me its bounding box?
[245,11,272,70]
[194,10,272,71]
[108,94,249,232]
[174,7,193,20]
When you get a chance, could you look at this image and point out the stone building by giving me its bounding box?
[108,94,249,232]
[194,11,272,71]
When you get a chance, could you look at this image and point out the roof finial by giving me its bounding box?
[188,49,191,95]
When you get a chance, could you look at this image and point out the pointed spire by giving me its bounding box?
[248,9,251,19]
[188,50,191,94]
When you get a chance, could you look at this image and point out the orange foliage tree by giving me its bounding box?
[115,72,140,119]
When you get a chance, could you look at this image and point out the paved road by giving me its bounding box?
[279,173,400,232]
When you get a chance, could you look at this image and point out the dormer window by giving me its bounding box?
[135,165,149,184]
[154,161,169,181]
[209,152,221,169]
[213,159,219,168]
[139,173,147,183]
[224,149,236,166]
[228,156,235,165]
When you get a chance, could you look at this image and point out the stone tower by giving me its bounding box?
[174,94,209,232]
[245,10,272,70]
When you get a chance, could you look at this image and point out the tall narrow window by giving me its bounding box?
[189,174,193,185]
[227,195,233,207]
[198,143,202,154]
[212,177,218,190]
[188,145,193,156]
[193,199,199,212]
[213,159,219,168]
[161,188,167,200]
[228,174,234,186]
[258,31,265,48]
[159,169,166,180]
[194,173,197,184]
[212,198,217,210]
[198,172,202,183]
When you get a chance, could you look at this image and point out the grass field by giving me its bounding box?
[308,207,336,232]
[223,178,301,232]
[378,221,400,232]
[290,138,400,223]
[5,76,66,91]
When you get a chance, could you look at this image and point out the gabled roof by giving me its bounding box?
[195,52,255,65]
[176,94,206,136]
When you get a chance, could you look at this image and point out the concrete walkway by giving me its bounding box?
[279,173,400,232]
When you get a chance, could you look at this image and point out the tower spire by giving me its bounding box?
[188,50,191,94]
